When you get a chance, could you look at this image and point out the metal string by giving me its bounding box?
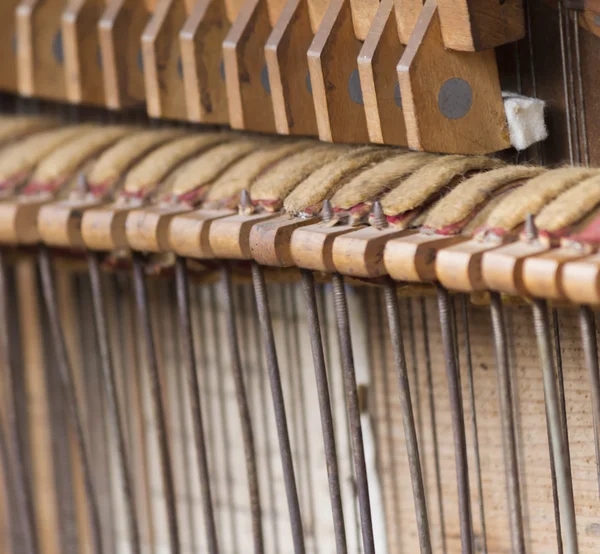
[300,269,348,554]
[488,293,525,553]
[460,296,488,554]
[174,258,220,554]
[220,262,264,554]
[531,299,578,554]
[38,245,103,554]
[436,285,473,554]
[331,274,375,554]
[0,250,37,554]
[251,261,305,554]
[420,298,446,554]
[131,253,180,554]
[383,279,432,554]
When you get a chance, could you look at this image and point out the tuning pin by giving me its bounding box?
[524,213,538,242]
[371,200,388,230]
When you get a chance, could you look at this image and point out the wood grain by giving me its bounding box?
[394,0,423,44]
[223,0,278,132]
[62,0,106,105]
[437,0,525,51]
[384,233,467,282]
[180,0,231,124]
[307,0,369,143]
[332,227,414,278]
[397,0,510,154]
[481,240,551,296]
[0,1,20,93]
[142,0,189,120]
[265,0,318,136]
[99,0,150,109]
[357,0,407,146]
[16,0,68,100]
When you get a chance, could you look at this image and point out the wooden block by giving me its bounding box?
[264,0,318,135]
[99,0,150,109]
[168,208,235,258]
[38,198,104,248]
[394,0,423,44]
[435,239,508,292]
[307,0,369,143]
[208,211,278,259]
[562,253,600,305]
[290,221,357,272]
[437,0,525,51]
[80,199,141,251]
[481,240,551,296]
[179,0,231,124]
[0,196,54,245]
[348,0,378,40]
[522,246,588,300]
[384,232,468,282]
[249,214,317,267]
[142,0,189,120]
[125,204,191,252]
[397,0,510,154]
[0,1,20,92]
[357,0,407,146]
[16,0,68,100]
[62,0,106,105]
[332,226,414,278]
[578,8,600,39]
[223,0,278,132]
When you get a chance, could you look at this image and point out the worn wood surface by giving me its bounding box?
[397,0,510,154]
[142,0,189,120]
[62,0,106,105]
[437,0,525,51]
[223,0,278,132]
[180,0,231,124]
[99,0,150,109]
[307,0,369,143]
[358,0,407,146]
[16,0,68,100]
[0,1,20,93]
[481,240,551,296]
[265,0,318,136]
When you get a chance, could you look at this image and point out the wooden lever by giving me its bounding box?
[62,0,106,105]
[0,1,20,93]
[481,238,551,296]
[223,0,284,132]
[357,0,407,145]
[436,0,525,51]
[307,0,369,143]
[142,0,195,120]
[332,226,414,278]
[395,0,423,44]
[264,0,319,136]
[16,0,69,100]
[435,237,515,292]
[522,246,589,300]
[397,0,510,154]
[562,253,600,305]
[99,0,151,109]
[384,232,467,282]
[180,0,237,123]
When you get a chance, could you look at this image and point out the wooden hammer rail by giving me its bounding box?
[1,0,549,153]
[3,119,600,553]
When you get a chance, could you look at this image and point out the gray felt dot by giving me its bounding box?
[261,64,271,95]
[52,31,64,65]
[438,78,472,120]
[348,69,363,105]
